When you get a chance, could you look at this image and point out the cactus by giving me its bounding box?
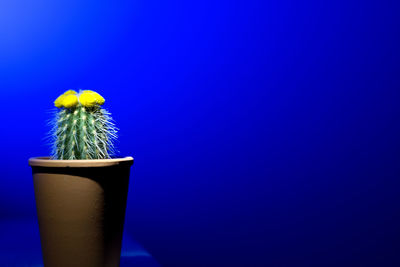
[50,90,118,160]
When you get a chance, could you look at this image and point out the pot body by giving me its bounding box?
[29,157,134,267]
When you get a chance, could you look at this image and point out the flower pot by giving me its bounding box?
[29,157,134,267]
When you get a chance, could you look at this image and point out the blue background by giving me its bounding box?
[1,0,400,266]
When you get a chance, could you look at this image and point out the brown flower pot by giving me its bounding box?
[29,157,134,267]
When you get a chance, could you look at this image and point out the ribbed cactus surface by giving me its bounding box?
[50,90,117,160]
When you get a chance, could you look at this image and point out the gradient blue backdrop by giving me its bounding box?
[1,1,400,266]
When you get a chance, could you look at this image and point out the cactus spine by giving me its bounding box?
[51,90,117,160]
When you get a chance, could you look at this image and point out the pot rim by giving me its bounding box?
[29,156,134,168]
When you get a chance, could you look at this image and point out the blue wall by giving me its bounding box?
[1,0,400,266]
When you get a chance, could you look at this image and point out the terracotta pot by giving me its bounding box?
[29,157,134,267]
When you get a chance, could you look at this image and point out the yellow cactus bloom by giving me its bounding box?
[79,90,105,107]
[79,92,96,107]
[54,90,78,108]
[91,91,105,105]
[62,95,79,108]
[63,90,77,95]
[54,94,65,108]
[54,89,105,108]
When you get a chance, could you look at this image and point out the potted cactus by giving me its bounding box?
[29,90,133,267]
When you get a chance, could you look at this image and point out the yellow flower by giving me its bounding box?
[54,89,105,108]
[63,90,77,96]
[54,94,65,108]
[62,95,79,108]
[79,90,105,107]
[91,91,105,105]
[54,90,78,108]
